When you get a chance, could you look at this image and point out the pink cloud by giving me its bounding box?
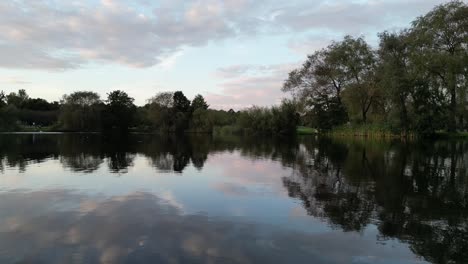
[207,63,299,110]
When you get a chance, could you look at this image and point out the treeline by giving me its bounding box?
[0,89,60,130]
[283,1,468,135]
[0,89,298,134]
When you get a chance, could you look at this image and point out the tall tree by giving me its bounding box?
[0,91,6,108]
[283,47,348,130]
[6,89,29,108]
[59,91,102,131]
[104,90,136,132]
[147,92,174,108]
[283,36,379,127]
[61,91,101,107]
[191,94,209,111]
[411,0,468,132]
[378,31,414,133]
[172,91,190,133]
[173,91,190,113]
[336,36,379,123]
[147,92,174,131]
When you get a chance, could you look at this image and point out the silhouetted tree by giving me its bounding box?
[59,91,103,131]
[6,89,29,108]
[172,91,190,133]
[103,90,136,132]
[191,94,209,111]
[173,91,190,113]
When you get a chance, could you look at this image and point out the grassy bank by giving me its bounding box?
[327,124,414,139]
[434,131,468,139]
[296,126,318,135]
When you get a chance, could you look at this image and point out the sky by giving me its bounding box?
[0,0,454,109]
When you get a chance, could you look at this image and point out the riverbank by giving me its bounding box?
[5,125,468,140]
[326,124,468,139]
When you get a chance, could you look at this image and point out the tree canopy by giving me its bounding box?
[283,0,468,135]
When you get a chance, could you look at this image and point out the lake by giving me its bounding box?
[0,133,466,264]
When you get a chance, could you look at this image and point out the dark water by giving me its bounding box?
[0,133,466,264]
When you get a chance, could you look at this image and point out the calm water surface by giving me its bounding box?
[0,133,466,264]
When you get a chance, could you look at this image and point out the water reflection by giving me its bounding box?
[0,133,467,263]
[283,138,468,264]
[0,190,422,264]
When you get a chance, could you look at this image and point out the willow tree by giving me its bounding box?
[411,0,468,132]
[147,92,174,131]
[59,91,103,131]
[283,36,379,129]
[378,31,414,134]
[336,36,379,123]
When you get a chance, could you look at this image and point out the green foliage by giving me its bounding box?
[146,92,174,132]
[0,105,19,131]
[6,89,29,108]
[190,108,213,132]
[0,91,6,108]
[0,90,59,127]
[235,100,299,135]
[173,91,190,113]
[283,0,468,136]
[410,0,468,132]
[59,91,103,131]
[103,90,136,132]
[330,123,396,138]
[191,94,209,111]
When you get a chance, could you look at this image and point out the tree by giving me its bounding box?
[285,37,383,128]
[335,36,379,123]
[6,89,29,108]
[284,36,378,124]
[103,90,136,132]
[147,92,173,108]
[61,91,101,107]
[191,94,209,111]
[146,92,174,132]
[378,31,414,134]
[410,0,468,132]
[59,91,102,131]
[0,91,6,108]
[173,91,190,113]
[23,98,59,111]
[170,91,191,133]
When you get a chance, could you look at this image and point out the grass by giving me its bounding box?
[297,126,318,135]
[434,131,468,138]
[328,123,406,138]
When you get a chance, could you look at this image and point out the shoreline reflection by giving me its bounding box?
[0,134,466,263]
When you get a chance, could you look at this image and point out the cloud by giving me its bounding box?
[287,32,340,54]
[213,182,251,196]
[0,0,449,70]
[0,189,422,263]
[0,0,263,70]
[0,76,31,85]
[272,0,447,35]
[208,63,298,109]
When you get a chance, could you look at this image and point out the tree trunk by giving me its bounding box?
[448,80,457,132]
[400,95,409,136]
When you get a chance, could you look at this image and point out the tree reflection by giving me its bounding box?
[0,134,58,172]
[0,133,467,262]
[282,137,468,263]
[59,134,103,172]
[102,135,136,173]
